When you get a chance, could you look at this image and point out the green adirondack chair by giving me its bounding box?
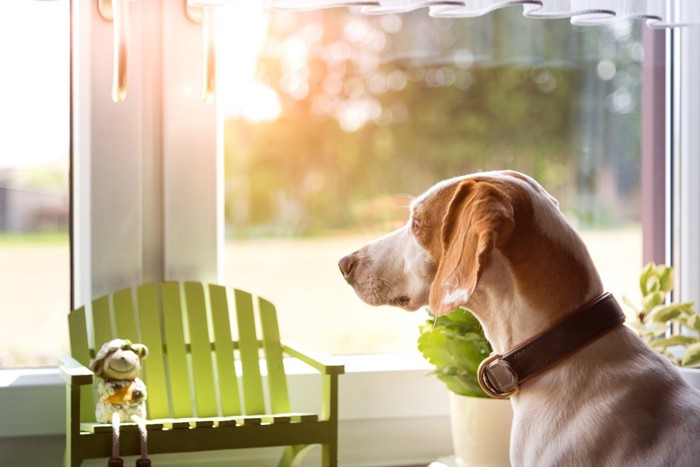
[59,281,344,467]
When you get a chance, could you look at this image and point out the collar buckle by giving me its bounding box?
[478,353,519,399]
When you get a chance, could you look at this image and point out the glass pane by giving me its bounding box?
[221,5,642,354]
[0,0,70,367]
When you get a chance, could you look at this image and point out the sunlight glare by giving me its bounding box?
[218,2,280,122]
[0,1,69,169]
[240,83,282,122]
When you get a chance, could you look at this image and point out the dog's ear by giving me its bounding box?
[429,179,515,315]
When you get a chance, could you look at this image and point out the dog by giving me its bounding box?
[338,170,700,466]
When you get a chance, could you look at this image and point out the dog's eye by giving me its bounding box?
[412,218,421,234]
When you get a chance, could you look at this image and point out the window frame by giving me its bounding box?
[1,4,698,466]
[669,25,700,308]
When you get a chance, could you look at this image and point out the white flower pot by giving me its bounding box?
[449,392,513,467]
[679,366,700,390]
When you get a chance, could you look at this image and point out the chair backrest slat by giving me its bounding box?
[234,289,266,415]
[92,296,113,348]
[209,284,241,415]
[136,284,170,419]
[113,288,138,343]
[258,297,291,413]
[161,282,194,418]
[184,282,218,417]
[69,307,91,366]
[68,307,96,422]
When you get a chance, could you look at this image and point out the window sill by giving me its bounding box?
[0,353,453,466]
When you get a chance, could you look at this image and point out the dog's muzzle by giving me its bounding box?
[338,254,357,282]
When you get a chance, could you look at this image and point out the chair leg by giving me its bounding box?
[322,442,338,467]
[278,444,316,467]
[64,444,83,467]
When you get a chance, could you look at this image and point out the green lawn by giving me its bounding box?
[0,227,642,367]
[0,231,68,245]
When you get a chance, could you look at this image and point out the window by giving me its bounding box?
[0,1,649,366]
[3,3,699,466]
[0,0,70,368]
[222,4,643,355]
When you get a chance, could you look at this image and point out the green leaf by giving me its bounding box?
[682,343,700,368]
[650,335,698,349]
[418,308,491,397]
[658,266,674,292]
[443,308,481,328]
[650,304,684,323]
[434,370,486,398]
[418,328,452,366]
[680,302,699,316]
[640,262,655,296]
[643,291,664,310]
[645,276,661,295]
[418,329,488,374]
[686,314,700,332]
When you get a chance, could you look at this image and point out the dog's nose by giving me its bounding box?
[338,254,357,281]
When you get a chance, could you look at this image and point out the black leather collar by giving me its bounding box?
[477,292,626,399]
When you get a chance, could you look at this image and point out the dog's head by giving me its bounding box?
[339,170,597,318]
[90,338,148,382]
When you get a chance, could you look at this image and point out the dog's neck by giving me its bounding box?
[467,241,604,355]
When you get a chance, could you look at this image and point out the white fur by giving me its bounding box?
[343,220,434,311]
[442,288,470,306]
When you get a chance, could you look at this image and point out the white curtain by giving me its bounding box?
[265,0,700,28]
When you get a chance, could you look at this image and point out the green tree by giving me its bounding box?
[224,8,641,236]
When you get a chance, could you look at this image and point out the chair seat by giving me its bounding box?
[79,413,320,433]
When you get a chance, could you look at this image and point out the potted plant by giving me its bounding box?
[418,308,513,467]
[623,262,700,388]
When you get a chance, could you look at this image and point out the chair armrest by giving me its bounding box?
[282,340,345,375]
[58,355,94,386]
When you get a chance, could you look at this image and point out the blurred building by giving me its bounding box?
[0,168,69,233]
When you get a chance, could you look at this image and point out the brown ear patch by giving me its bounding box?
[428,179,516,315]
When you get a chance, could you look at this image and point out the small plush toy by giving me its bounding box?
[91,339,150,467]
